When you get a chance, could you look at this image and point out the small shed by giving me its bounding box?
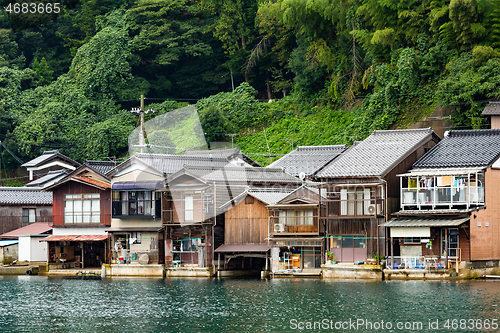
[0,240,19,264]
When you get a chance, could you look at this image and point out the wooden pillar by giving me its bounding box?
[445,228,448,268]
[81,242,84,269]
[265,252,268,271]
[217,253,220,276]
[391,236,394,269]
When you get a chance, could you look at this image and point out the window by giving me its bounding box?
[341,188,372,216]
[64,194,100,224]
[22,208,36,223]
[184,196,194,221]
[330,235,366,248]
[404,237,421,244]
[131,231,141,244]
[277,210,314,226]
[245,196,254,204]
[112,190,159,218]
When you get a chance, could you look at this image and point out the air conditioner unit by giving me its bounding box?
[367,204,376,215]
[274,223,285,233]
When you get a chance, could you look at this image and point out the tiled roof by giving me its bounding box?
[184,148,240,159]
[0,222,52,238]
[482,101,500,116]
[183,166,303,184]
[219,190,292,209]
[25,170,68,188]
[85,160,120,176]
[268,145,347,177]
[412,129,500,169]
[316,128,437,178]
[72,176,111,189]
[135,153,231,175]
[184,148,262,167]
[0,187,52,205]
[21,150,80,168]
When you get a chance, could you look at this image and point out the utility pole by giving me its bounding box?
[225,134,237,148]
[129,95,157,154]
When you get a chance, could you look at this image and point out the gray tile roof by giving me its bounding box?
[135,153,232,175]
[21,150,80,168]
[412,129,500,169]
[219,190,292,210]
[268,145,347,176]
[85,160,121,176]
[184,148,262,167]
[183,166,303,184]
[317,128,437,178]
[482,101,500,116]
[0,188,52,205]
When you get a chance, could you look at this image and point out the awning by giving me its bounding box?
[106,227,164,232]
[112,181,163,190]
[382,216,470,228]
[398,168,484,177]
[214,244,270,253]
[42,235,109,242]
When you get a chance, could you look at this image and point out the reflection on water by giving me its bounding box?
[1,277,500,332]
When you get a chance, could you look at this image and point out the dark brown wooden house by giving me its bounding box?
[315,128,440,263]
[42,162,115,268]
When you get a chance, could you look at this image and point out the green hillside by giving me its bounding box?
[1,0,500,177]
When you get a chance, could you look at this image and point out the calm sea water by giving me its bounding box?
[1,276,499,332]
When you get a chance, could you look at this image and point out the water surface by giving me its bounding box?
[1,276,499,332]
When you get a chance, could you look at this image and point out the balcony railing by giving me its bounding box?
[401,186,484,210]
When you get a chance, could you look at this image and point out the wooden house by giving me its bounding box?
[315,128,440,263]
[384,129,500,270]
[21,150,80,182]
[164,165,302,272]
[482,100,500,129]
[266,186,325,272]
[0,187,52,235]
[42,161,115,268]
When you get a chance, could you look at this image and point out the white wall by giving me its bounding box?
[53,227,107,235]
[18,236,47,262]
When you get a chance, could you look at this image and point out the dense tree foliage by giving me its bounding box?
[0,0,500,180]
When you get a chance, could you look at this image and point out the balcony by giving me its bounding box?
[400,172,485,210]
[320,185,385,219]
[269,212,319,236]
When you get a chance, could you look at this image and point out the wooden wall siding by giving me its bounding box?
[471,168,500,260]
[225,198,268,245]
[326,217,384,258]
[53,182,111,227]
[0,205,53,234]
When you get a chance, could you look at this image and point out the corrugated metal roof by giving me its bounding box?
[21,150,80,168]
[268,145,347,176]
[413,129,500,169]
[0,222,52,238]
[25,170,68,188]
[42,235,109,242]
[382,216,470,227]
[482,101,500,116]
[0,240,18,247]
[317,129,436,178]
[105,227,163,232]
[214,244,270,252]
[0,188,53,205]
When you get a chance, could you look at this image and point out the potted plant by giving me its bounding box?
[327,251,336,264]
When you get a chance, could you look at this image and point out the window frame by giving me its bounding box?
[64,193,100,224]
[112,190,159,218]
[22,208,36,223]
